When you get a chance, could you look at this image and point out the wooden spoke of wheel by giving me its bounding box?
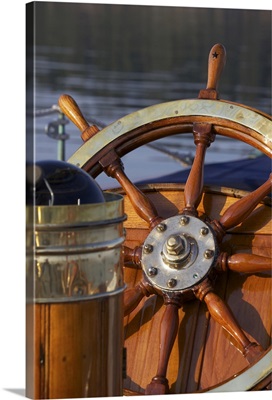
[194,278,264,363]
[182,43,226,216]
[217,252,272,274]
[211,173,272,241]
[145,294,182,395]
[99,149,163,229]
[182,122,215,216]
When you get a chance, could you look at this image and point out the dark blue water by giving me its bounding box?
[27,3,271,187]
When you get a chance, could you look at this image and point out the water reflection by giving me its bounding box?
[27,3,271,184]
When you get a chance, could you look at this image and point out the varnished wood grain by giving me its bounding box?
[198,43,226,99]
[28,295,124,399]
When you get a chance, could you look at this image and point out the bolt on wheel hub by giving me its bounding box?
[162,233,197,269]
[142,215,218,291]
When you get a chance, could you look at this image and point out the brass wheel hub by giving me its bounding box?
[142,215,218,291]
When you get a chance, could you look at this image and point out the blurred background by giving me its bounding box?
[26,2,271,187]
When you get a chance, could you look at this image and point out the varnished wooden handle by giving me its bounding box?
[218,252,271,274]
[198,43,226,99]
[228,253,271,273]
[195,279,263,362]
[203,290,263,362]
[156,303,179,378]
[59,94,89,131]
[146,301,179,394]
[206,43,226,91]
[219,173,272,231]
[58,94,99,141]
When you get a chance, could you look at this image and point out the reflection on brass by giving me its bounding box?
[68,99,272,168]
[26,193,126,303]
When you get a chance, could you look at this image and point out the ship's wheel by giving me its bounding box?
[58,44,271,394]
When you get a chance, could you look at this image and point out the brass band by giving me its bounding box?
[26,192,126,303]
[68,99,272,168]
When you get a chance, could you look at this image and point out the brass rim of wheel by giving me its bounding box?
[68,98,272,175]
